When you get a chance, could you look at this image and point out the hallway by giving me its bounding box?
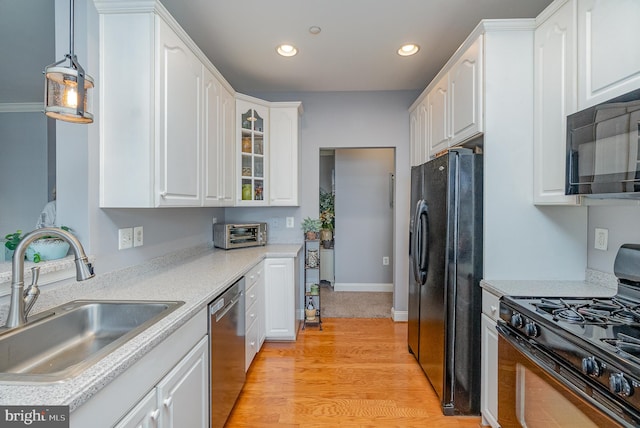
[226,318,483,427]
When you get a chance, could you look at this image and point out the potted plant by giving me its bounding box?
[319,190,335,248]
[301,217,321,240]
[4,226,72,263]
[319,210,334,247]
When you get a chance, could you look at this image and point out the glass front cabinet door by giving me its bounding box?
[237,99,269,205]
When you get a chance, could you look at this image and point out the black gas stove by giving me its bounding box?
[498,244,640,427]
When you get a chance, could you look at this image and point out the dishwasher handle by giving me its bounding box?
[211,291,243,322]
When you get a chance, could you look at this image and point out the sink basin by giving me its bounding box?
[0,299,184,382]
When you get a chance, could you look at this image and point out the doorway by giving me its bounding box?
[319,148,395,318]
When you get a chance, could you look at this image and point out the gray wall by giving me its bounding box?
[587,203,640,273]
[12,0,415,316]
[53,0,225,274]
[334,148,394,285]
[251,90,416,314]
[0,112,49,236]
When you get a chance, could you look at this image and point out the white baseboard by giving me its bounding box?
[392,308,408,322]
[334,282,393,292]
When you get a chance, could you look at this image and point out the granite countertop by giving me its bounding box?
[480,268,619,298]
[0,244,301,410]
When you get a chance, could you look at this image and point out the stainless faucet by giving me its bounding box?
[4,227,94,329]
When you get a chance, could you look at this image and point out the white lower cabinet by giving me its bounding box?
[70,310,208,428]
[245,262,264,371]
[115,336,209,428]
[264,257,298,341]
[481,290,501,428]
[113,390,158,428]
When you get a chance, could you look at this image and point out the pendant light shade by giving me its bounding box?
[44,0,94,124]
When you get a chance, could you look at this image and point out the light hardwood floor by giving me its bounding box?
[226,318,483,427]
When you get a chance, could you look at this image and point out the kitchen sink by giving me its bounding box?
[0,299,184,382]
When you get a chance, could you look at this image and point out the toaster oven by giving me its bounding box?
[213,223,267,249]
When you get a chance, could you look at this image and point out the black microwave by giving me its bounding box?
[566,88,640,198]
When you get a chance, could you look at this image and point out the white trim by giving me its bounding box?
[333,282,393,292]
[0,103,43,113]
[392,308,408,322]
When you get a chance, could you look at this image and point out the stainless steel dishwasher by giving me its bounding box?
[209,277,245,428]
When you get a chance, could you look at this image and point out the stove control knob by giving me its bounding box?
[609,373,634,397]
[510,313,524,329]
[524,322,539,338]
[581,356,601,377]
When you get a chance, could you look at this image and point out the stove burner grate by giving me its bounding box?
[533,297,640,326]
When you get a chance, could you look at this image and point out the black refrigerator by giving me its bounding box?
[408,148,483,416]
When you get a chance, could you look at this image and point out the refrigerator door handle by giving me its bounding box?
[414,200,429,285]
[412,201,421,284]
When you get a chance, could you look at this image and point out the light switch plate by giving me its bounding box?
[594,228,608,251]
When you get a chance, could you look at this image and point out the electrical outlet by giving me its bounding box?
[594,228,608,251]
[286,217,294,228]
[133,226,144,247]
[383,256,390,265]
[118,228,133,250]
[212,217,218,224]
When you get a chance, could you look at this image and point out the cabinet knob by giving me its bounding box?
[490,305,497,313]
[150,409,160,420]
[164,396,173,408]
[160,191,167,199]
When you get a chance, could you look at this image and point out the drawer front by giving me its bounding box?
[245,321,259,371]
[245,282,259,313]
[245,296,259,331]
[482,290,500,321]
[246,262,263,288]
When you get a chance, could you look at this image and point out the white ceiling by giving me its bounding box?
[159,0,554,94]
[0,0,554,103]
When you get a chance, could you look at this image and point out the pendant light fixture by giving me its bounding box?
[44,0,94,124]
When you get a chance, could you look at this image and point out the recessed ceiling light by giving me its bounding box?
[309,26,321,35]
[397,44,420,56]
[277,44,298,57]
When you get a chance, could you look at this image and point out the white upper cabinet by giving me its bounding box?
[409,100,428,166]
[203,69,235,207]
[533,0,581,205]
[428,74,450,157]
[449,35,483,144]
[270,103,302,206]
[411,34,484,160]
[417,101,429,165]
[203,69,222,206]
[96,0,235,208]
[577,0,640,109]
[220,88,236,205]
[157,19,202,206]
[236,98,269,206]
[409,108,420,167]
[235,95,302,207]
